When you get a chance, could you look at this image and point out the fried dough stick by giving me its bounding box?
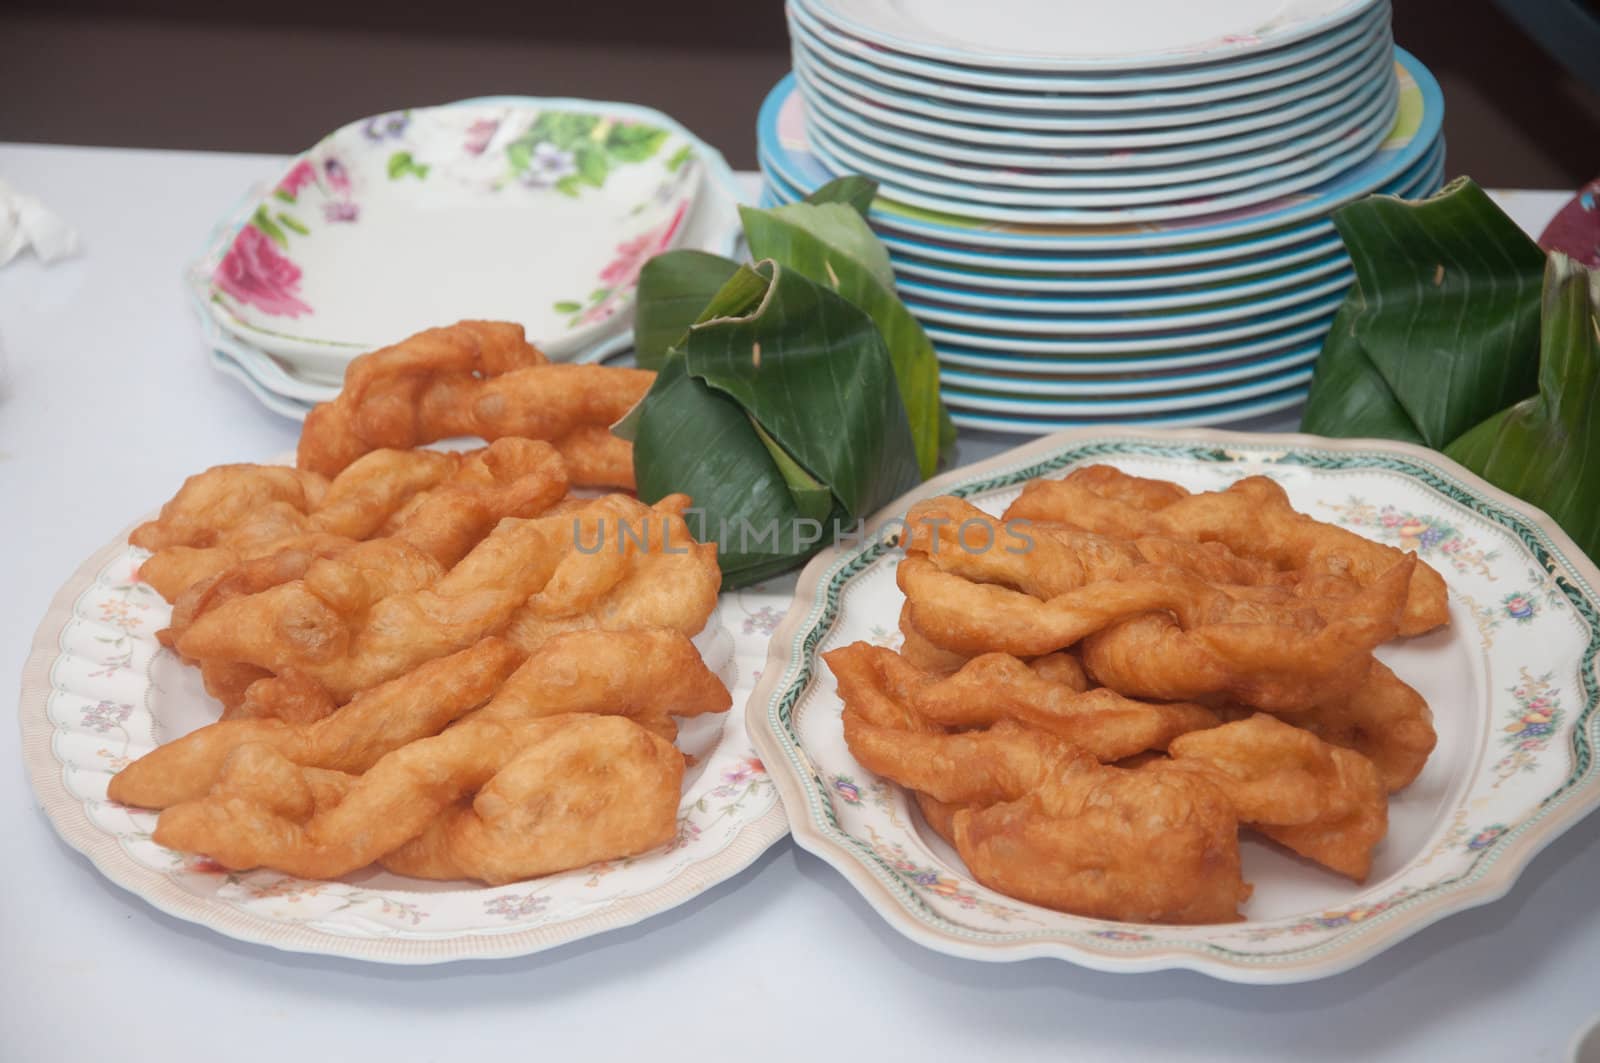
[1006,468,1448,636]
[503,494,722,653]
[113,628,728,812]
[295,320,547,477]
[296,320,651,486]
[912,651,1220,761]
[137,450,460,602]
[380,716,684,884]
[1285,659,1437,793]
[153,626,729,879]
[903,496,1291,600]
[954,762,1249,924]
[1149,714,1389,881]
[826,644,1247,923]
[130,465,329,555]
[898,554,1412,709]
[163,439,570,648]
[188,716,685,886]
[176,498,597,700]
[154,715,577,878]
[473,628,731,741]
[108,638,523,809]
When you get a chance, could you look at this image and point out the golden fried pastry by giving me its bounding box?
[1006,468,1448,636]
[896,601,970,675]
[1285,659,1437,793]
[296,320,651,484]
[953,762,1248,925]
[109,638,525,809]
[174,506,578,700]
[1151,714,1388,881]
[137,450,459,601]
[130,465,328,554]
[160,439,569,649]
[828,642,1249,924]
[549,424,639,491]
[900,553,1412,710]
[153,715,578,878]
[475,628,730,735]
[380,715,684,884]
[911,651,1219,761]
[502,494,722,653]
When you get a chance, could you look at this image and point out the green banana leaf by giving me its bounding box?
[1301,295,1427,445]
[632,250,742,370]
[629,260,920,586]
[1302,177,1600,559]
[1302,179,1547,444]
[741,201,952,476]
[631,356,836,586]
[804,175,877,217]
[1446,254,1600,559]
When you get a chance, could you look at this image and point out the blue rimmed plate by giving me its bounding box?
[937,339,1322,395]
[787,0,1388,103]
[795,0,1381,72]
[905,267,1353,330]
[792,19,1393,138]
[798,74,1398,220]
[896,252,1348,308]
[798,66,1397,204]
[941,362,1314,416]
[758,51,1441,248]
[793,30,1393,174]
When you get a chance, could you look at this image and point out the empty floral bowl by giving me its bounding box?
[207,97,720,383]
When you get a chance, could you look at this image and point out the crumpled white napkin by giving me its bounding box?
[0,178,82,266]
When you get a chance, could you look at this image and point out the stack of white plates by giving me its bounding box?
[189,96,744,420]
[760,0,1447,432]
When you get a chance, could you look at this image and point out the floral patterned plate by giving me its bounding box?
[19,498,789,963]
[747,428,1600,982]
[206,99,706,384]
[183,133,743,411]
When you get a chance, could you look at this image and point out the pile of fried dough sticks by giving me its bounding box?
[829,466,1444,924]
[111,320,733,885]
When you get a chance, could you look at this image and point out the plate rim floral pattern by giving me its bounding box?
[205,94,725,372]
[745,427,1600,983]
[20,517,789,965]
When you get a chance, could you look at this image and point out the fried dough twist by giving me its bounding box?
[296,320,651,488]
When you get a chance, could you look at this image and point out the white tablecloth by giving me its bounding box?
[1,140,1591,1063]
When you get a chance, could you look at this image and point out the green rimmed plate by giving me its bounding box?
[746,428,1600,982]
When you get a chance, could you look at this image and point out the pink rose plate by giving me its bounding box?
[207,98,709,383]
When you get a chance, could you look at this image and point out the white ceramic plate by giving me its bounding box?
[788,0,1387,101]
[938,341,1322,396]
[748,429,1600,980]
[757,56,1441,249]
[187,104,744,411]
[206,97,717,383]
[922,291,1344,353]
[942,363,1314,415]
[947,388,1310,432]
[791,0,1388,91]
[886,235,1345,292]
[799,0,1379,70]
[801,73,1396,204]
[906,269,1353,331]
[794,35,1393,176]
[792,37,1392,141]
[897,252,1349,309]
[20,510,790,963]
[932,320,1334,374]
[802,87,1396,221]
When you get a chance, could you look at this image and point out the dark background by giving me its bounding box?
[2,0,1597,187]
